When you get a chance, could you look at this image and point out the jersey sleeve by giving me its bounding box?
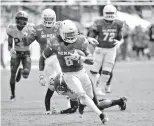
[116,20,124,40]
[53,21,61,36]
[6,24,14,37]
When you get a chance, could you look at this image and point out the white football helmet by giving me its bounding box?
[60,20,78,43]
[103,4,117,21]
[42,8,56,27]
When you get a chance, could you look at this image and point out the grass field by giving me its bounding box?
[1,60,154,126]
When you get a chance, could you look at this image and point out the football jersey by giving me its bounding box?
[91,18,124,48]
[6,23,34,51]
[46,35,89,72]
[34,21,61,53]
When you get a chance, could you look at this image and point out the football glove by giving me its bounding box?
[39,71,46,86]
[10,48,16,58]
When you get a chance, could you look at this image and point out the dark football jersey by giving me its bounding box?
[34,22,61,53]
[91,18,123,48]
[45,35,89,72]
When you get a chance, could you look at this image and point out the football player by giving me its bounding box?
[24,8,61,81]
[43,73,127,115]
[39,20,108,124]
[89,4,124,94]
[6,11,34,101]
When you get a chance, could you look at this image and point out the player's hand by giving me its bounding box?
[87,37,99,45]
[70,53,81,61]
[22,32,29,46]
[39,71,46,86]
[10,48,16,57]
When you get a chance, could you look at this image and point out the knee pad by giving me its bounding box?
[103,62,114,73]
[22,68,30,78]
[90,70,98,75]
[101,70,111,75]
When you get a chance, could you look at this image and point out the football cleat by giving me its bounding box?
[105,84,111,93]
[10,95,15,101]
[78,104,86,115]
[99,113,109,124]
[118,97,127,111]
[16,68,22,82]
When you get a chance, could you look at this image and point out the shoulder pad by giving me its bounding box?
[27,23,35,27]
[115,19,124,28]
[54,21,61,30]
[34,24,43,31]
[6,24,16,36]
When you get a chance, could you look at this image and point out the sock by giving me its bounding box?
[106,72,113,85]
[111,99,121,106]
[80,95,102,115]
[45,88,54,111]
[98,74,110,89]
[10,83,15,96]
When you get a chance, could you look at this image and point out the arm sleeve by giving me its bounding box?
[39,47,54,71]
[7,35,13,51]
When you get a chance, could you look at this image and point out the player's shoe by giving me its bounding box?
[78,104,86,115]
[16,68,22,82]
[99,113,109,124]
[105,84,111,93]
[118,97,127,110]
[10,95,15,101]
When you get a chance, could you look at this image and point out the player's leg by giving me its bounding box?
[98,97,127,111]
[89,47,105,96]
[63,71,108,123]
[60,91,79,114]
[16,52,31,82]
[10,56,20,101]
[98,47,117,93]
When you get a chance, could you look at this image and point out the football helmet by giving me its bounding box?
[42,8,56,28]
[60,20,78,43]
[15,11,28,27]
[103,4,117,21]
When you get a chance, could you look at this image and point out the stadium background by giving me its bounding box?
[1,0,154,68]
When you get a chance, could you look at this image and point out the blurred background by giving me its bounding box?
[1,0,154,69]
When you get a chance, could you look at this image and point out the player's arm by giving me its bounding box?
[23,27,37,46]
[39,47,54,86]
[114,22,125,48]
[88,20,99,38]
[81,39,94,65]
[7,35,16,57]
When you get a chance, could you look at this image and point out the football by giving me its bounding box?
[74,49,85,57]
